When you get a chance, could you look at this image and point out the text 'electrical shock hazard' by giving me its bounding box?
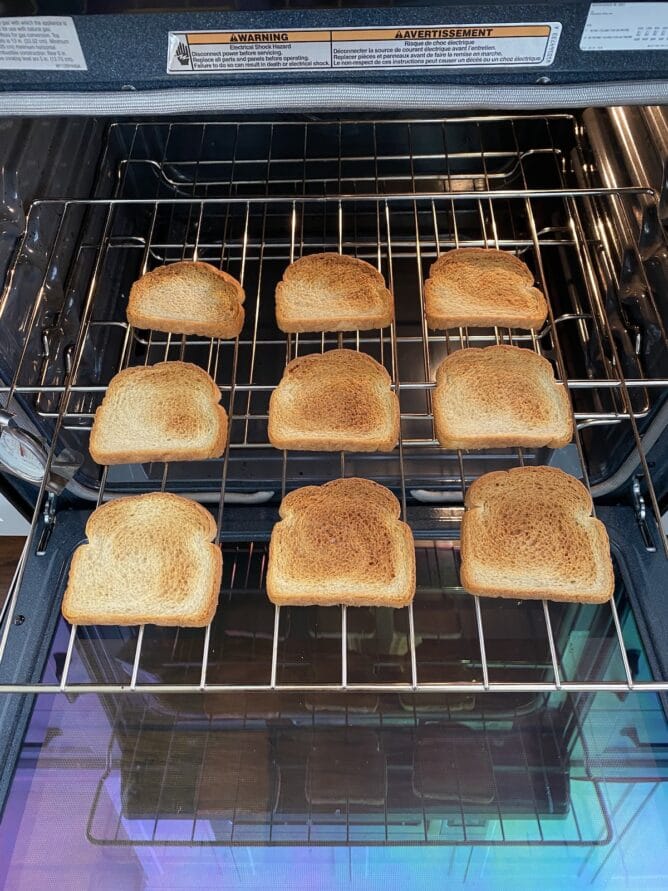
[167,23,561,73]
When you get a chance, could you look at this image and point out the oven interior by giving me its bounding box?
[0,110,667,855]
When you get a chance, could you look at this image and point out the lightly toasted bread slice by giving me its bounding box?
[425,248,548,330]
[127,260,245,338]
[90,361,228,465]
[460,466,614,604]
[433,345,572,450]
[268,349,400,452]
[275,252,394,333]
[62,493,222,627]
[266,477,415,607]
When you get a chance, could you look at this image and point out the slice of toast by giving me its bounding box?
[433,345,572,449]
[268,349,400,452]
[266,477,415,607]
[62,493,222,626]
[127,260,245,338]
[461,466,614,604]
[425,248,548,330]
[90,361,228,465]
[275,253,394,333]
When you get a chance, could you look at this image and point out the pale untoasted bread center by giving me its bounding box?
[83,525,210,610]
[140,277,239,320]
[317,276,374,302]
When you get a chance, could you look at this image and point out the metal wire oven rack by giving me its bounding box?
[84,693,614,847]
[0,115,667,695]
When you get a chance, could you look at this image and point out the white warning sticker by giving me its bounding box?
[167,23,561,73]
[581,3,668,51]
[0,17,87,71]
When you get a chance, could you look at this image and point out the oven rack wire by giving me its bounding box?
[2,190,666,447]
[0,536,661,695]
[84,685,616,847]
[0,115,667,695]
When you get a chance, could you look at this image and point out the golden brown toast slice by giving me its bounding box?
[62,493,222,626]
[425,248,547,330]
[268,349,399,452]
[275,253,394,333]
[461,466,614,603]
[127,260,245,338]
[90,361,228,465]
[266,478,415,607]
[433,345,572,450]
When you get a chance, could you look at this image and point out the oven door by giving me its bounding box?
[2,510,668,886]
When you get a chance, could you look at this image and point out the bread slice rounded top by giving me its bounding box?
[461,466,614,604]
[268,349,400,452]
[127,260,245,338]
[275,253,394,333]
[90,361,228,465]
[62,492,222,627]
[430,248,535,283]
[433,345,572,450]
[267,477,415,608]
[425,248,548,331]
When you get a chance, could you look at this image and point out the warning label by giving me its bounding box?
[0,17,87,71]
[581,3,668,51]
[167,22,561,73]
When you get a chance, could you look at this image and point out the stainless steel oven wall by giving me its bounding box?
[0,118,108,511]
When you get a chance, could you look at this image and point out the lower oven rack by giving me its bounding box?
[84,698,613,848]
[0,114,667,696]
[0,509,664,696]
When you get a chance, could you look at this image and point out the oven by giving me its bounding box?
[0,3,668,888]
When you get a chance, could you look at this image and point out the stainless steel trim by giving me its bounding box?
[2,682,667,694]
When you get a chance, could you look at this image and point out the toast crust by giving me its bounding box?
[460,466,614,604]
[268,349,400,452]
[62,493,222,627]
[89,361,228,465]
[433,345,572,450]
[275,253,394,333]
[425,248,548,330]
[127,261,245,338]
[266,477,415,607]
